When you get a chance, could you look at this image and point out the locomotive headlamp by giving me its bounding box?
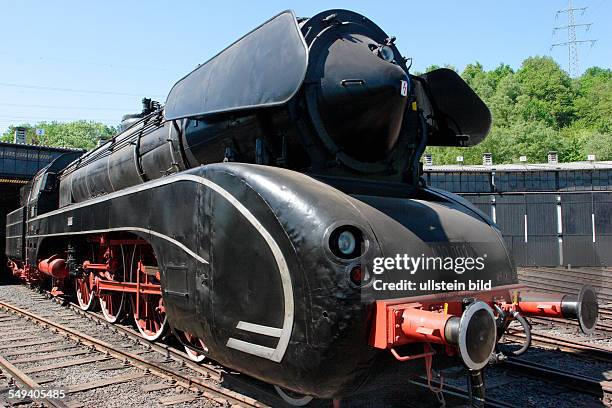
[338,231,356,255]
[329,226,364,259]
[376,45,395,63]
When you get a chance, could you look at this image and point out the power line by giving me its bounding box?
[0,82,165,98]
[551,0,597,77]
[0,115,119,122]
[0,102,134,111]
[0,51,174,73]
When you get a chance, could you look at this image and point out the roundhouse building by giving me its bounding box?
[424,158,612,267]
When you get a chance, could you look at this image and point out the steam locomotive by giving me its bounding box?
[5,9,598,405]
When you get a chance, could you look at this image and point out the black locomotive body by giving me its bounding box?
[5,9,598,402]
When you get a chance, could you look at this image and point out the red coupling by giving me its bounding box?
[505,286,598,334]
[370,300,497,370]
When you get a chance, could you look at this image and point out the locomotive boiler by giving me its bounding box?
[5,9,598,405]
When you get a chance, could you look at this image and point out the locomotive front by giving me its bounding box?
[161,9,597,401]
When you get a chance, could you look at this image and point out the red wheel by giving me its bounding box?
[99,246,127,323]
[178,331,209,362]
[75,272,95,311]
[185,345,206,362]
[99,289,125,323]
[130,245,168,341]
[133,295,167,341]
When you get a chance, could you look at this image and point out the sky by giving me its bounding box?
[0,0,610,134]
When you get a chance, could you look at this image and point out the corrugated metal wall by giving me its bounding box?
[561,193,598,266]
[495,195,527,266]
[525,194,558,266]
[448,191,611,267]
[427,168,612,267]
[594,193,612,265]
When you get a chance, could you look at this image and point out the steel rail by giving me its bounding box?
[0,352,70,408]
[505,358,611,396]
[410,377,515,408]
[39,289,289,407]
[45,294,223,381]
[0,300,267,408]
[530,315,612,332]
[503,331,612,363]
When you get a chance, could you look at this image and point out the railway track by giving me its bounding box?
[531,315,612,333]
[0,287,267,408]
[53,288,612,407]
[0,284,490,408]
[502,318,612,364]
[0,282,610,408]
[503,357,612,397]
[518,266,612,303]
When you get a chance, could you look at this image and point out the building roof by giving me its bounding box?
[0,141,84,152]
[424,161,612,172]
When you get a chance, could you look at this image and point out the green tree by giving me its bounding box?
[573,67,612,133]
[427,58,611,165]
[582,132,612,161]
[514,56,576,128]
[1,121,117,149]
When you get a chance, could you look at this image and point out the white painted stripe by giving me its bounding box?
[226,338,276,360]
[29,173,212,222]
[202,173,294,363]
[26,172,293,363]
[236,321,282,338]
[592,213,596,243]
[556,200,563,234]
[27,227,208,265]
[524,214,528,243]
[491,205,496,223]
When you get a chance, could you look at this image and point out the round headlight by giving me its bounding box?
[328,225,364,259]
[338,231,356,255]
[377,45,395,63]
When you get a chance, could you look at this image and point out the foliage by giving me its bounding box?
[425,57,612,164]
[0,121,117,150]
